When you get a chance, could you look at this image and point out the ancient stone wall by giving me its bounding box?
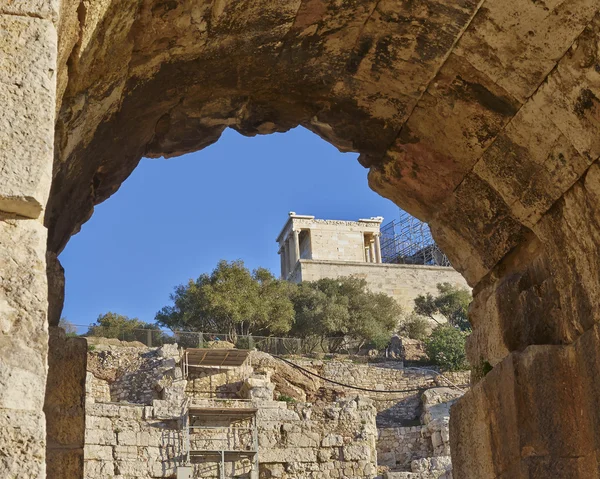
[185,362,253,400]
[87,343,182,404]
[83,346,380,479]
[257,397,378,479]
[44,328,87,479]
[295,261,469,312]
[84,401,184,478]
[377,426,432,470]
[294,359,469,427]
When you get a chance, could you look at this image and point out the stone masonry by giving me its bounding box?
[277,213,469,312]
[4,1,600,477]
[84,343,466,478]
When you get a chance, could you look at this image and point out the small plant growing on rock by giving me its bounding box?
[278,394,297,404]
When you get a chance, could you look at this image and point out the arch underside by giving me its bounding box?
[2,0,600,477]
[52,0,600,357]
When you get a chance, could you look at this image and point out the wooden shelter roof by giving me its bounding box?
[185,348,250,367]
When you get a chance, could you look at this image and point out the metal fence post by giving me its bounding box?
[147,329,152,347]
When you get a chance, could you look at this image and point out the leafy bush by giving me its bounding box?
[399,313,431,341]
[156,260,295,337]
[414,283,472,331]
[290,277,402,351]
[425,325,469,371]
[86,312,173,345]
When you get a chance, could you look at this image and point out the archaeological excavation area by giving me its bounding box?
[79,336,468,478]
[3,0,600,478]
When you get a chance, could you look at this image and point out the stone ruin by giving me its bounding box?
[82,339,468,478]
[5,1,600,477]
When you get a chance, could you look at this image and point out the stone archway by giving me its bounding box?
[2,0,600,477]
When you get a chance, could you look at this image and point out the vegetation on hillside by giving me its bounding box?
[87,312,163,341]
[290,277,402,350]
[155,260,402,349]
[155,260,295,337]
[398,313,431,342]
[414,282,471,331]
[76,262,471,367]
[425,324,470,371]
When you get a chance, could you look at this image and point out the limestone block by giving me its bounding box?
[455,0,598,102]
[322,433,344,447]
[84,459,115,478]
[0,218,48,411]
[260,447,318,463]
[0,409,45,479]
[157,344,179,360]
[256,406,300,421]
[318,448,333,462]
[0,0,59,20]
[85,428,116,446]
[285,431,320,448]
[87,416,112,431]
[431,432,443,449]
[451,335,600,478]
[116,460,151,476]
[342,444,370,461]
[85,445,113,461]
[113,445,138,461]
[117,430,137,446]
[0,15,55,218]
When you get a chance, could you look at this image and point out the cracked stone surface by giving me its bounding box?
[1,0,600,477]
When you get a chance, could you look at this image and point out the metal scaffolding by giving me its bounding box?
[179,348,258,479]
[380,210,450,266]
[184,405,259,479]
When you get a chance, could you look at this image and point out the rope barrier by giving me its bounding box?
[274,355,469,396]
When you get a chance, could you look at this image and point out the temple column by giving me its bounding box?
[286,237,294,274]
[368,239,376,263]
[279,248,286,279]
[293,230,301,264]
[374,233,382,263]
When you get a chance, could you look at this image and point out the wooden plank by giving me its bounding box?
[184,348,250,367]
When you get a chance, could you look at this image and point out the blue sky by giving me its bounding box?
[59,127,401,328]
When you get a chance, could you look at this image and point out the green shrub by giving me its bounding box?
[425,325,469,371]
[399,313,431,341]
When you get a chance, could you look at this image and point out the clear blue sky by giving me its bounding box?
[59,127,401,328]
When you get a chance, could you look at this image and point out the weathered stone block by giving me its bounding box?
[260,447,318,463]
[342,444,371,461]
[0,15,55,218]
[0,0,59,20]
[0,218,48,412]
[0,409,45,479]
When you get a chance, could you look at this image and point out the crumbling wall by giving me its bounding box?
[185,362,253,400]
[293,359,469,427]
[377,426,432,470]
[84,346,379,478]
[87,343,182,404]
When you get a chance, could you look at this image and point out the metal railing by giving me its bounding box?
[70,325,366,354]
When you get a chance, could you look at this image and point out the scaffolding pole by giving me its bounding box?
[380,209,450,266]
